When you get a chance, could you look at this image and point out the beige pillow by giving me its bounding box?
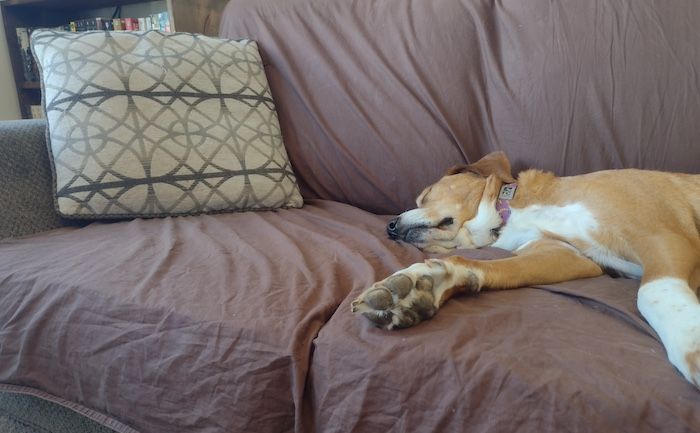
[31,30,303,218]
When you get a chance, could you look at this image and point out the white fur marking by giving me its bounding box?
[638,278,700,386]
[584,245,643,278]
[464,201,502,248]
[494,203,599,251]
[399,208,429,226]
[493,202,641,277]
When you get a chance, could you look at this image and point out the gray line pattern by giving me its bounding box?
[31,30,303,218]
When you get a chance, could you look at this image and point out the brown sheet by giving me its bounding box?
[309,277,700,433]
[0,200,422,433]
[2,201,700,433]
[3,0,700,431]
[221,0,700,215]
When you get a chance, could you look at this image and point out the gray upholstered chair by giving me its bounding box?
[0,120,66,239]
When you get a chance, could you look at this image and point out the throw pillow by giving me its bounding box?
[31,30,303,218]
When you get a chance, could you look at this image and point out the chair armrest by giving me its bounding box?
[0,119,65,239]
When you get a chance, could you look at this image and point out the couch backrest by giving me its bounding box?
[220,0,700,214]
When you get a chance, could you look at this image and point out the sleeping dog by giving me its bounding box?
[351,151,700,388]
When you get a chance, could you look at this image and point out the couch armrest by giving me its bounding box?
[0,119,65,239]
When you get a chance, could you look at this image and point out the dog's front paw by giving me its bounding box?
[351,271,437,330]
[351,259,481,330]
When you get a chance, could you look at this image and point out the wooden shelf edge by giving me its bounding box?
[3,0,43,7]
[4,0,151,9]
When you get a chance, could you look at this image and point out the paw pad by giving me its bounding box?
[415,275,434,291]
[361,310,393,327]
[365,287,393,310]
[352,268,441,330]
[383,274,413,298]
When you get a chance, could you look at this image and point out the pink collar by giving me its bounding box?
[495,183,517,226]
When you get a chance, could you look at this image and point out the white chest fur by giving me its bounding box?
[492,203,643,278]
[492,203,597,250]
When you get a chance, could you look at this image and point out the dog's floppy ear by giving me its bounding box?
[446,151,516,183]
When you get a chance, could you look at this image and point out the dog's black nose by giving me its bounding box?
[387,217,400,239]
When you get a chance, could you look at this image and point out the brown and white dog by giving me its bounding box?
[351,151,700,388]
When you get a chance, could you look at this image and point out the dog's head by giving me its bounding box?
[387,151,515,253]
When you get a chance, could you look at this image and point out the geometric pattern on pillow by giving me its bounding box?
[30,30,303,218]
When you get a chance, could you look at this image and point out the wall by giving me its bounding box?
[0,6,22,121]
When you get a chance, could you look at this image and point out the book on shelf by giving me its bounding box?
[64,12,170,33]
[15,27,36,82]
[30,105,44,119]
[14,12,172,84]
[72,12,170,32]
[95,17,115,31]
[123,18,136,30]
[159,12,171,32]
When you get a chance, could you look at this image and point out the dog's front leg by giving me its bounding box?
[351,239,603,330]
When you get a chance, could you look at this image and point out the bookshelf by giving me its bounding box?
[1,0,229,119]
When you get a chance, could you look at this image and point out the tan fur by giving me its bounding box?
[411,162,700,289]
[513,169,700,287]
[354,151,700,387]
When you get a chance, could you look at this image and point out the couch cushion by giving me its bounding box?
[31,30,302,218]
[307,264,700,433]
[0,200,424,433]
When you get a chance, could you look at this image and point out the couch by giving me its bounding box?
[2,0,700,432]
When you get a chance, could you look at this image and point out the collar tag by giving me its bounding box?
[498,183,518,200]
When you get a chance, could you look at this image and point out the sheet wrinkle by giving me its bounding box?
[607,10,622,166]
[245,215,318,285]
[647,8,682,67]
[285,13,383,189]
[532,281,651,329]
[128,219,180,301]
[262,24,350,201]
[311,24,442,210]
[462,5,500,155]
[391,5,466,150]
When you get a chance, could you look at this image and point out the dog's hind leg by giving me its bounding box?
[351,239,603,330]
[636,234,700,389]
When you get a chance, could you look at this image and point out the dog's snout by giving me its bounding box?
[387,217,400,239]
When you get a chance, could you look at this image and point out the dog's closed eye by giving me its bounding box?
[437,217,454,228]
